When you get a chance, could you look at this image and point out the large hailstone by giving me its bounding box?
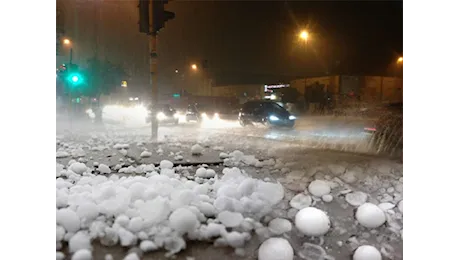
[353,245,382,260]
[295,207,330,236]
[289,193,312,210]
[308,180,331,197]
[345,191,368,206]
[218,211,244,228]
[268,218,292,235]
[159,160,173,169]
[398,200,409,216]
[191,144,204,155]
[258,237,294,260]
[168,208,198,235]
[355,203,386,228]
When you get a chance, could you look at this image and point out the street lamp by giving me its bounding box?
[299,30,309,41]
[191,64,198,70]
[63,38,73,64]
[397,57,403,63]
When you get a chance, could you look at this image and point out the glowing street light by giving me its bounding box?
[62,38,74,64]
[299,30,309,41]
[397,57,403,63]
[191,64,198,70]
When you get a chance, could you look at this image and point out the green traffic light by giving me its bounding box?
[67,73,83,85]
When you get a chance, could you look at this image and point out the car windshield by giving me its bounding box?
[264,102,288,115]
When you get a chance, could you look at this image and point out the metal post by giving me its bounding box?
[69,48,73,65]
[68,47,74,130]
[68,86,73,130]
[149,1,159,140]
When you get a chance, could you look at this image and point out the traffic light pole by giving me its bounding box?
[139,0,174,140]
[68,48,74,131]
[149,3,159,140]
[68,89,74,130]
[69,48,73,65]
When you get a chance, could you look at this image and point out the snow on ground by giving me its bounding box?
[56,130,403,260]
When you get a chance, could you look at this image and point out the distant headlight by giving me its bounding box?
[269,115,279,121]
[156,112,166,120]
[213,113,220,120]
[201,113,208,119]
[173,113,180,119]
[289,115,296,120]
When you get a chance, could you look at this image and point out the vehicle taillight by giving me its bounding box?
[364,127,377,132]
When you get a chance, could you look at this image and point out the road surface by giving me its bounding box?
[57,114,396,159]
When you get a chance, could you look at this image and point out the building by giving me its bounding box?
[210,84,264,103]
[290,75,402,106]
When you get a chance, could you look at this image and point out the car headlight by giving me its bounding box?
[289,115,296,120]
[201,113,208,118]
[269,115,279,121]
[156,112,166,120]
[213,113,220,120]
[173,113,180,119]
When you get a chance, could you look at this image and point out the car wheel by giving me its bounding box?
[263,118,274,129]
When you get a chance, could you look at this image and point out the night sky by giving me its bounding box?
[161,0,402,83]
[57,0,402,94]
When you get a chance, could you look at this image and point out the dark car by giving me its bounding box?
[185,104,201,122]
[185,104,219,122]
[364,103,403,153]
[238,100,296,128]
[146,104,179,125]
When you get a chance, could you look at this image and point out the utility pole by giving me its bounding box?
[138,0,175,140]
[149,9,159,140]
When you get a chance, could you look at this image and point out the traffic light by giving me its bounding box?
[66,64,84,86]
[68,73,82,85]
[138,0,149,34]
[138,0,175,35]
[153,0,175,35]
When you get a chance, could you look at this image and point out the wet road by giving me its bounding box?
[58,115,371,140]
[56,114,394,158]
